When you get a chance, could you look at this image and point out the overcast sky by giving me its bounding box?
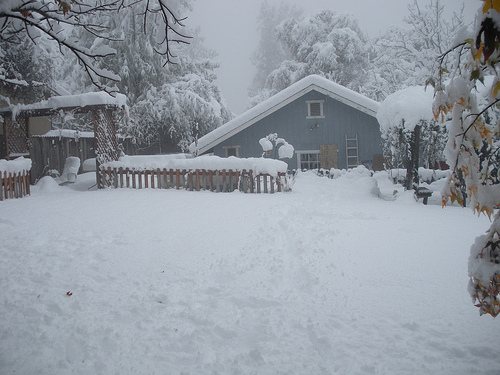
[188,0,478,115]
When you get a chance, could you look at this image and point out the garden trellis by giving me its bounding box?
[0,92,127,187]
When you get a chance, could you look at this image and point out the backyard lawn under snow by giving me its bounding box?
[1,169,499,375]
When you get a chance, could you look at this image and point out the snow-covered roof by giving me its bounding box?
[376,86,435,133]
[34,129,95,138]
[190,75,380,155]
[0,92,127,116]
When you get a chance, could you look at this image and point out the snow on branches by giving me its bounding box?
[0,0,190,94]
[377,86,446,173]
[434,0,500,317]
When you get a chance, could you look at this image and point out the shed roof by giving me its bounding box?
[0,91,127,118]
[189,75,379,155]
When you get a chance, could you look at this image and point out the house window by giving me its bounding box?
[307,100,324,119]
[223,145,240,157]
[297,151,320,170]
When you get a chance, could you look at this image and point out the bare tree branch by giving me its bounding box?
[0,0,190,93]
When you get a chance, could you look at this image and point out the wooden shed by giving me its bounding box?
[190,75,383,171]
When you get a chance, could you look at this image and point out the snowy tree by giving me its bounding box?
[369,0,467,100]
[3,0,231,153]
[249,1,302,98]
[115,24,232,153]
[250,10,369,105]
[0,0,190,94]
[0,32,54,105]
[433,0,500,317]
[378,86,447,188]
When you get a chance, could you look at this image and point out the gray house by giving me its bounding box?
[190,75,383,171]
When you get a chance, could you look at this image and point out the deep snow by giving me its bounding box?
[0,171,498,375]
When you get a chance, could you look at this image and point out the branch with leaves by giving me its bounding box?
[433,0,500,317]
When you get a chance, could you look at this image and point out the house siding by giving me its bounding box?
[210,90,382,170]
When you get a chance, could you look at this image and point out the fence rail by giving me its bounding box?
[1,170,30,200]
[100,167,287,194]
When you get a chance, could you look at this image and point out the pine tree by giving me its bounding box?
[0,32,55,104]
[94,4,232,153]
[249,1,302,98]
[249,9,369,106]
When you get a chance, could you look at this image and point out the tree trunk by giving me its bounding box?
[405,124,421,191]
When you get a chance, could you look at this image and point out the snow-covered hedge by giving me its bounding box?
[0,157,32,174]
[101,155,288,177]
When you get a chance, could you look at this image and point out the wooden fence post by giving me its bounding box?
[8,172,14,198]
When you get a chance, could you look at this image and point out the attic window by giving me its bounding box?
[307,100,324,118]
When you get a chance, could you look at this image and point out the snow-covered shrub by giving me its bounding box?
[259,133,294,160]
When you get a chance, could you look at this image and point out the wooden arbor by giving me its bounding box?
[0,93,127,187]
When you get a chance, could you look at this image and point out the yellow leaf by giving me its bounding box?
[479,205,494,219]
[493,81,500,98]
[483,0,500,13]
[473,44,483,61]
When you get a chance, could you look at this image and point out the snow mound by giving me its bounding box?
[35,176,62,194]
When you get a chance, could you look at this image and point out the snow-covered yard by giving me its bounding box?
[0,170,498,374]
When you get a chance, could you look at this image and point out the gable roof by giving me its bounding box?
[189,75,380,155]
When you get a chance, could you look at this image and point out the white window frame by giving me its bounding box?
[306,100,324,119]
[296,150,320,170]
[223,145,240,157]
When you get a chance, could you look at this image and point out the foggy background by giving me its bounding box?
[188,0,478,115]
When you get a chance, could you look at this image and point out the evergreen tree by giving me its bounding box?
[86,2,232,153]
[0,33,54,104]
[127,28,232,153]
[249,1,302,98]
[249,9,369,106]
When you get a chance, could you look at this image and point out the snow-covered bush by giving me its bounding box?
[259,133,294,160]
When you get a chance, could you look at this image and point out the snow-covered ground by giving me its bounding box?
[1,170,498,375]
